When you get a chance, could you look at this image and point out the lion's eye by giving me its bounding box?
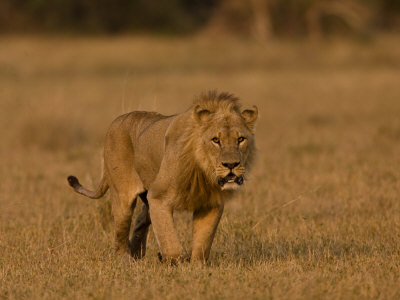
[238,137,246,143]
[212,137,220,144]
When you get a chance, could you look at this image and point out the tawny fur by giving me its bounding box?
[68,90,258,263]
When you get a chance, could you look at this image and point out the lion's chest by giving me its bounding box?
[172,188,225,211]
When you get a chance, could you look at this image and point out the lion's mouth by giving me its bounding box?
[217,173,244,187]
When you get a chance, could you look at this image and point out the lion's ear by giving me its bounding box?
[193,105,211,123]
[241,106,258,130]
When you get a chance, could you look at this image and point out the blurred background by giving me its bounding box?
[0,0,399,38]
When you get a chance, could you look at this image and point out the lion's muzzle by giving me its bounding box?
[217,173,244,187]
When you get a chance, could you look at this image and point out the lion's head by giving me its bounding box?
[188,91,258,191]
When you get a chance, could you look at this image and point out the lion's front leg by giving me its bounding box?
[148,197,184,263]
[191,205,224,263]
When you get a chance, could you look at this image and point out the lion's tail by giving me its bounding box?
[67,175,109,199]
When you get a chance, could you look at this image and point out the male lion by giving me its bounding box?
[67,91,258,263]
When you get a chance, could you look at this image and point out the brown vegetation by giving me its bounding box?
[0,0,399,36]
[0,35,400,299]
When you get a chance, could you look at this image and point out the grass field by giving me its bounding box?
[1,35,400,299]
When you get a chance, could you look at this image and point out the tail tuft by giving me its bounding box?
[67,175,80,189]
[67,174,108,199]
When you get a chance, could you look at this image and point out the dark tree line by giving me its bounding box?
[0,0,399,37]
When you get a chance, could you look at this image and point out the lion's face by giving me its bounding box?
[193,106,258,191]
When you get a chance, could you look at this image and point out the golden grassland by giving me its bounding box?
[0,35,400,299]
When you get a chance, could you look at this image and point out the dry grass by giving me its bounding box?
[1,35,400,299]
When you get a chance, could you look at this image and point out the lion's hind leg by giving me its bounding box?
[104,121,145,255]
[129,191,151,259]
[111,189,138,254]
[108,174,144,255]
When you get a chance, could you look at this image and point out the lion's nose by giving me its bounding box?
[222,162,240,169]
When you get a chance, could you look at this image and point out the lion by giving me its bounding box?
[67,91,258,263]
